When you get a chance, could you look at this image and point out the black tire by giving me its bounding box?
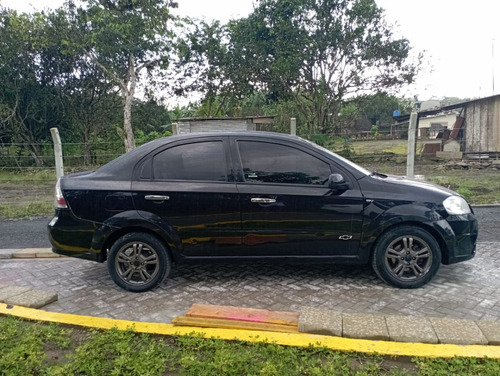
[108,232,170,292]
[371,226,441,289]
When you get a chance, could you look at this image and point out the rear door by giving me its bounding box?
[233,137,364,258]
[132,136,241,257]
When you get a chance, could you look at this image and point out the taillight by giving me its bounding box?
[55,178,68,209]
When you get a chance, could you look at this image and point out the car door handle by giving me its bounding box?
[145,195,170,201]
[251,198,276,204]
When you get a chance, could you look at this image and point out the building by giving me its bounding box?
[394,94,500,156]
[173,116,275,135]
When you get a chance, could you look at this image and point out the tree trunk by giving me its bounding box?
[27,142,43,167]
[122,53,136,152]
[122,92,135,152]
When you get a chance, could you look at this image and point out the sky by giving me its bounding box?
[2,0,499,101]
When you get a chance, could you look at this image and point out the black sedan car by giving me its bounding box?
[48,132,478,292]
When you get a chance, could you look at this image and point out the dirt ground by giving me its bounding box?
[0,181,54,208]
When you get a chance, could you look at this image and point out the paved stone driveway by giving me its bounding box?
[1,242,499,324]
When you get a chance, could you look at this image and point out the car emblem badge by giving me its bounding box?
[339,235,352,241]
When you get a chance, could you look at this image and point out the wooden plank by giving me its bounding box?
[186,303,299,326]
[172,316,298,333]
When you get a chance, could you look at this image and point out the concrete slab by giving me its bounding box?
[12,249,37,258]
[0,285,32,301]
[385,315,438,344]
[342,313,389,341]
[0,249,18,259]
[429,317,488,345]
[12,248,58,258]
[4,289,58,309]
[298,306,342,336]
[476,320,500,345]
[35,249,61,258]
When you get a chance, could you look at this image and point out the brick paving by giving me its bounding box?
[0,242,499,324]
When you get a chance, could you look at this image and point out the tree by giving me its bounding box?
[228,0,420,133]
[353,92,414,126]
[176,20,254,117]
[0,9,66,166]
[69,0,180,151]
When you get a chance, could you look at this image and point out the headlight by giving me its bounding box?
[443,196,471,215]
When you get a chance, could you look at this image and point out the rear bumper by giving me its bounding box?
[47,209,104,262]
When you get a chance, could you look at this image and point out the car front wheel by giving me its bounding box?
[371,226,441,289]
[108,232,170,292]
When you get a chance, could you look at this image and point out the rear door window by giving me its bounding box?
[152,141,227,181]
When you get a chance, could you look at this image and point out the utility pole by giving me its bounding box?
[493,38,496,94]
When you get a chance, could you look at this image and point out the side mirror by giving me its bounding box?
[328,173,350,191]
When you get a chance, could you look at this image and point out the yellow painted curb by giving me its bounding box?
[1,303,500,359]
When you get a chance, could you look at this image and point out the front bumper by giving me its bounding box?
[438,213,478,265]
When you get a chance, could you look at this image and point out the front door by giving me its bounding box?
[234,139,364,258]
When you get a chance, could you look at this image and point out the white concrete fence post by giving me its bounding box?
[50,128,64,180]
[172,122,179,135]
[290,118,296,136]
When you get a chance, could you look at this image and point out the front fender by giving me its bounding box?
[359,201,452,261]
[91,210,183,262]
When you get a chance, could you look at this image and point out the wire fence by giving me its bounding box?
[1,132,499,176]
[0,134,498,209]
[0,141,125,171]
[0,133,496,174]
[0,141,126,208]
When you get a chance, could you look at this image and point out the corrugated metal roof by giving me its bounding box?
[178,116,275,122]
[393,94,500,122]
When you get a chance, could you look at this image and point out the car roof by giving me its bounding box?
[86,131,369,181]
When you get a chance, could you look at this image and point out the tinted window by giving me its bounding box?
[153,141,226,181]
[238,141,330,185]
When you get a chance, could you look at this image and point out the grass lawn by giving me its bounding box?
[3,315,500,376]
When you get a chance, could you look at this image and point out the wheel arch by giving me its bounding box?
[369,221,448,264]
[101,226,175,262]
[90,210,181,262]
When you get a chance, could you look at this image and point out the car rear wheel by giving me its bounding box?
[371,226,441,289]
[108,232,170,292]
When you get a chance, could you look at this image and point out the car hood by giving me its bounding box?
[359,173,458,203]
[383,174,457,196]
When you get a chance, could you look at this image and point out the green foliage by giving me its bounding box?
[340,139,355,158]
[0,202,54,219]
[226,0,420,133]
[353,93,414,127]
[0,0,421,158]
[135,129,172,146]
[0,316,72,376]
[67,0,182,150]
[4,317,500,375]
[0,9,66,165]
[132,99,174,134]
[50,327,177,376]
[414,356,500,375]
[176,19,257,118]
[426,172,500,205]
[456,187,473,201]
